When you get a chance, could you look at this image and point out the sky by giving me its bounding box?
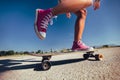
[0,0,120,52]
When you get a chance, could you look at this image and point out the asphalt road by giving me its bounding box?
[0,47,120,80]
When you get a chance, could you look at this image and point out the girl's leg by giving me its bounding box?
[35,0,93,40]
[74,9,87,41]
[72,9,93,51]
[52,0,92,16]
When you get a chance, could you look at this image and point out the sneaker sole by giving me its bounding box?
[34,9,45,40]
[72,47,94,52]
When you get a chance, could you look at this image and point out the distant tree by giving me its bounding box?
[45,52,48,53]
[42,51,44,54]
[30,51,35,54]
[0,51,6,56]
[103,45,109,48]
[24,51,29,54]
[50,48,53,53]
[54,51,57,53]
[36,50,43,54]
[6,50,14,55]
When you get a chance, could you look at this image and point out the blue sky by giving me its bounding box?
[0,0,120,52]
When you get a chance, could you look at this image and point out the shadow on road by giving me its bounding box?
[34,58,85,71]
[0,59,40,73]
[0,58,85,72]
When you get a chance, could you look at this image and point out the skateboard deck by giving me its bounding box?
[29,49,96,57]
[28,49,103,70]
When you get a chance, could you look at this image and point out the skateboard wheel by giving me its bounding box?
[95,54,103,61]
[41,60,51,70]
[83,54,89,60]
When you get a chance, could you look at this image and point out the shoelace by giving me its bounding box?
[49,16,57,25]
[41,12,53,29]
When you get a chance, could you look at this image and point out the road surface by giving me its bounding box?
[0,47,120,80]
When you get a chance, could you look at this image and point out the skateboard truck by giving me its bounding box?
[83,51,103,60]
[42,55,51,62]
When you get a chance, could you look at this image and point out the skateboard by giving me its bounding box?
[29,50,103,70]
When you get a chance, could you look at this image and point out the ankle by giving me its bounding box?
[74,39,82,42]
[51,8,56,16]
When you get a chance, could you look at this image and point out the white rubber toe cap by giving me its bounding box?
[88,47,94,51]
[39,32,46,40]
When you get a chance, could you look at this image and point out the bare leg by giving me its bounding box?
[71,9,93,51]
[52,0,92,16]
[74,9,87,41]
[34,0,93,40]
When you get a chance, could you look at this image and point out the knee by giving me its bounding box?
[81,9,87,17]
[75,9,87,18]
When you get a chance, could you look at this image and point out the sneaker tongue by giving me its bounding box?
[78,40,86,46]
